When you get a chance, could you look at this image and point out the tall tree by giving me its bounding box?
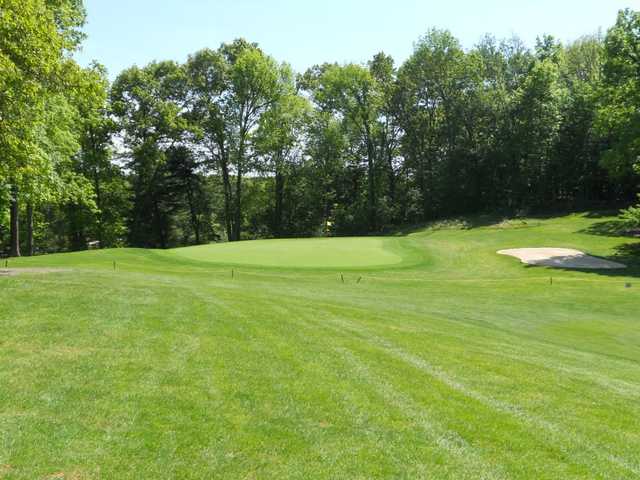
[164,145,211,245]
[397,30,468,218]
[1,0,64,256]
[369,53,403,222]
[304,111,348,232]
[65,63,128,250]
[551,35,607,206]
[186,40,289,241]
[1,0,90,256]
[111,61,189,248]
[311,63,383,230]
[597,9,640,185]
[224,42,289,240]
[185,48,232,239]
[254,86,310,236]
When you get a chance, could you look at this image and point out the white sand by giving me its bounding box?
[497,248,626,269]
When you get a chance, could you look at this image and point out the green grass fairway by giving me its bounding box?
[169,237,408,268]
[2,213,640,479]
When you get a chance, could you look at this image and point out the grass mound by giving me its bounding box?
[168,236,408,268]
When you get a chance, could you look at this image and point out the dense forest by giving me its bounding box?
[1,2,639,255]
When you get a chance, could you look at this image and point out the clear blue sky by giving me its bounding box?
[76,0,638,78]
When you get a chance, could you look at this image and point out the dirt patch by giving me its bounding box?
[497,248,626,269]
[0,268,71,276]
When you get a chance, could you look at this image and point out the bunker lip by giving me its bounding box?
[0,268,71,276]
[497,248,626,269]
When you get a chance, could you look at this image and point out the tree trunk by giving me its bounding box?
[232,167,242,241]
[93,170,104,247]
[9,185,20,257]
[186,184,201,244]
[386,150,396,204]
[365,126,377,232]
[274,168,284,237]
[153,200,167,249]
[231,138,246,242]
[68,204,86,251]
[419,153,429,221]
[26,203,34,256]
[218,150,233,242]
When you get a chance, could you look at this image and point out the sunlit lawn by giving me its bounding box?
[1,213,639,479]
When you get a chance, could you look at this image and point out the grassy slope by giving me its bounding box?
[1,213,639,479]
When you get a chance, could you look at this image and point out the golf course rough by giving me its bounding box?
[1,212,640,479]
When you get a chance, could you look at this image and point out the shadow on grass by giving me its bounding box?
[602,243,640,277]
[387,213,535,237]
[390,209,622,237]
[573,216,640,277]
[528,243,640,279]
[387,209,591,237]
[582,210,622,219]
[578,219,630,237]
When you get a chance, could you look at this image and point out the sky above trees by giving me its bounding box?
[75,0,635,78]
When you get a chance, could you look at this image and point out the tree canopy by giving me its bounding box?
[2,4,639,254]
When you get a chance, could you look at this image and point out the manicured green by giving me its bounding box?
[170,237,406,268]
[1,213,640,479]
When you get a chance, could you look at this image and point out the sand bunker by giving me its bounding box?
[497,248,626,269]
[0,268,70,276]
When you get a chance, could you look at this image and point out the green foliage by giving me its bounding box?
[4,5,640,255]
[597,9,640,182]
[0,0,111,256]
[307,59,395,231]
[620,196,640,228]
[110,61,189,146]
[110,61,190,248]
[0,0,63,184]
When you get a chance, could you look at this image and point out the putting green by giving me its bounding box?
[168,236,406,268]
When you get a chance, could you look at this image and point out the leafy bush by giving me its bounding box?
[620,195,640,229]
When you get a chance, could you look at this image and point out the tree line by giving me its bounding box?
[1,3,639,255]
